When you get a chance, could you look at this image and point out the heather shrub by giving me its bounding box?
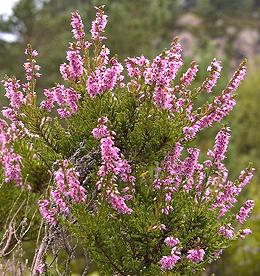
[0,6,255,275]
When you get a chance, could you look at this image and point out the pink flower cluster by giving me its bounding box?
[54,160,86,203]
[228,65,246,91]
[91,6,108,41]
[125,56,150,78]
[38,199,57,226]
[36,262,45,274]
[183,63,246,140]
[2,76,27,127]
[41,84,81,118]
[187,249,205,263]
[1,45,42,141]
[240,228,252,239]
[219,224,234,239]
[60,50,83,81]
[87,57,124,98]
[207,126,231,166]
[39,160,86,225]
[238,167,255,190]
[1,151,22,185]
[153,142,201,214]
[71,11,85,40]
[180,61,199,87]
[107,192,133,215]
[160,254,181,271]
[93,118,135,214]
[160,237,181,270]
[0,120,22,186]
[160,236,205,270]
[98,136,134,183]
[164,236,180,248]
[236,200,254,224]
[2,78,25,109]
[144,42,183,110]
[24,47,41,81]
[154,126,254,221]
[204,58,222,92]
[213,179,241,216]
[92,117,110,139]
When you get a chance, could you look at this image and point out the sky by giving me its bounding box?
[0,0,19,16]
[0,0,19,42]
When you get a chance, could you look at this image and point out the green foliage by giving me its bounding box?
[196,0,215,17]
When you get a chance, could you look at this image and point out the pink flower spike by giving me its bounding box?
[180,61,199,87]
[208,126,231,165]
[91,6,108,41]
[71,11,85,40]
[204,58,222,92]
[107,192,133,214]
[236,200,254,224]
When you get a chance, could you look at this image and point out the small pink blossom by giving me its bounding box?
[218,224,234,239]
[41,85,81,118]
[240,228,252,239]
[187,249,205,263]
[164,237,180,248]
[160,254,181,271]
[107,191,133,214]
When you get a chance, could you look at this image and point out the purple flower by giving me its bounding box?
[36,262,45,274]
[218,224,234,239]
[1,150,22,185]
[71,11,85,40]
[66,50,84,81]
[228,64,246,91]
[144,42,183,110]
[107,192,133,214]
[2,78,25,109]
[24,46,41,81]
[39,160,86,225]
[208,127,231,165]
[238,167,255,190]
[41,85,81,118]
[92,117,110,139]
[38,199,57,226]
[54,160,86,204]
[187,249,205,263]
[50,189,69,215]
[160,254,181,271]
[87,58,124,98]
[125,56,149,78]
[180,61,199,87]
[164,237,180,248]
[236,200,254,224]
[92,119,135,214]
[204,59,222,92]
[91,6,108,41]
[240,228,252,239]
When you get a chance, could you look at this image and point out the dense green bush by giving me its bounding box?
[0,5,257,275]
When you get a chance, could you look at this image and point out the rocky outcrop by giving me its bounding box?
[233,28,260,61]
